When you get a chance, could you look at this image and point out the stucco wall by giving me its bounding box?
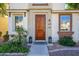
[9,3,29,9]
[72,13,79,43]
[0,16,8,36]
[9,3,65,10]
[27,10,35,42]
[51,13,59,42]
[50,3,65,10]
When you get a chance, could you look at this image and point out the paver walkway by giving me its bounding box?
[28,42,49,56]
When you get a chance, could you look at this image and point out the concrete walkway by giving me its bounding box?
[28,43,49,56]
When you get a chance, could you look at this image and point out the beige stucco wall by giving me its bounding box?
[9,3,65,10]
[0,16,8,36]
[9,3,29,9]
[52,3,65,10]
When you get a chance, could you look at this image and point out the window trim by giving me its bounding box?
[59,14,72,32]
[58,14,74,37]
[15,15,23,30]
[11,13,24,32]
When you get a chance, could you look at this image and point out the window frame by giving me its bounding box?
[59,14,72,32]
[15,15,23,30]
[11,13,26,32]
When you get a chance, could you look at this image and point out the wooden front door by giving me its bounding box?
[35,15,46,40]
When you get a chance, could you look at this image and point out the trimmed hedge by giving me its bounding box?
[58,36,76,46]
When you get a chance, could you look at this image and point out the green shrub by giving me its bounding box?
[9,45,29,53]
[0,27,28,53]
[0,44,10,53]
[0,42,29,53]
[13,27,27,46]
[58,36,76,46]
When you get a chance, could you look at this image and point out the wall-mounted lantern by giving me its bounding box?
[29,36,32,43]
[48,36,52,43]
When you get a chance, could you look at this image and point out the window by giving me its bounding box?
[59,14,72,32]
[15,16,23,29]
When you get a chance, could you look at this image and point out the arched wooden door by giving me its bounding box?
[35,15,46,40]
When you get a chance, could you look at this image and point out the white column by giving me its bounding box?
[46,12,52,43]
[72,13,79,43]
[8,12,13,40]
[8,12,12,35]
[23,12,29,42]
[23,12,27,30]
[51,13,59,42]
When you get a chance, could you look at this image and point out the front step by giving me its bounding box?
[33,42,47,45]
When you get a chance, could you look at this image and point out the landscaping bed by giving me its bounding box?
[0,41,30,56]
[58,36,76,46]
[0,27,30,56]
